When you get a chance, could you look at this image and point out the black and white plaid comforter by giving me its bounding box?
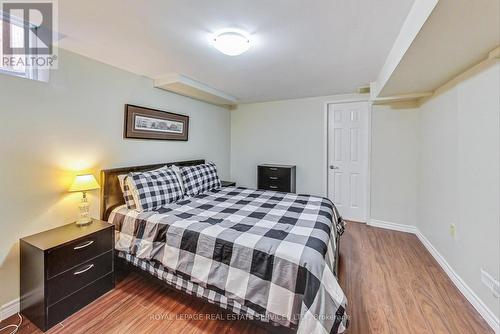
[110,187,348,333]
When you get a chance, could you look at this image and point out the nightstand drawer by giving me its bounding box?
[261,174,289,185]
[47,251,113,305]
[259,166,289,179]
[47,273,114,328]
[258,180,291,192]
[47,228,113,278]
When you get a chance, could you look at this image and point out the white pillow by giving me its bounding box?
[125,176,141,209]
[118,174,138,210]
[117,174,127,192]
[170,165,185,193]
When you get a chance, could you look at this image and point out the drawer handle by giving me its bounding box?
[269,176,278,180]
[73,240,94,250]
[73,264,94,275]
[269,185,278,189]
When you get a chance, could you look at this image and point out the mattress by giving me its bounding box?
[110,186,348,333]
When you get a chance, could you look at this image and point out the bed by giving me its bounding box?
[100,160,348,334]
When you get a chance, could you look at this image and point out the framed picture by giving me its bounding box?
[124,104,189,141]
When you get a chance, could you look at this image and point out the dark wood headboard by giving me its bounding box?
[100,159,205,221]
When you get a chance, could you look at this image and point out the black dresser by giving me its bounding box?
[257,164,296,193]
[20,220,114,331]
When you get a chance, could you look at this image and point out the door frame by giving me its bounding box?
[323,98,372,223]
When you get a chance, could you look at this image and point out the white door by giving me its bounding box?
[327,102,369,222]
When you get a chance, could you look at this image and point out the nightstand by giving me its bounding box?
[20,220,114,331]
[258,164,296,193]
[221,181,236,187]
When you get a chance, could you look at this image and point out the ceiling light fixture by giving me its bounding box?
[212,30,251,56]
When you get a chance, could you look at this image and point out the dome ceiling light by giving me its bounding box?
[212,30,251,56]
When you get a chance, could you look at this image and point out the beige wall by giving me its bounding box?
[417,61,500,320]
[230,94,369,197]
[370,105,419,226]
[231,96,328,196]
[0,49,231,307]
[230,96,419,228]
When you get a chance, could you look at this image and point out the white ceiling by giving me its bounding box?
[58,0,415,103]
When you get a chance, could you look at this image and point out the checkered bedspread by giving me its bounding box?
[110,187,348,333]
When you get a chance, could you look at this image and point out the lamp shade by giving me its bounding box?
[69,174,100,192]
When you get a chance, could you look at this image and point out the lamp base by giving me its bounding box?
[76,192,93,226]
[76,217,93,226]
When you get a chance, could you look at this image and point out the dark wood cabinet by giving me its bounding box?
[257,164,296,193]
[20,220,114,331]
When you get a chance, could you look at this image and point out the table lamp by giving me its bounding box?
[69,174,100,226]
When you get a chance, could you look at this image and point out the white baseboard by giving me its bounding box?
[415,231,500,333]
[370,219,499,333]
[1,298,19,321]
[367,219,418,234]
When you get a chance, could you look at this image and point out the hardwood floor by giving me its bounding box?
[2,222,492,334]
[338,222,492,334]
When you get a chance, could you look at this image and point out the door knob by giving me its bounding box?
[329,165,340,170]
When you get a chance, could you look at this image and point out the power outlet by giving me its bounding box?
[449,224,457,237]
[481,269,500,298]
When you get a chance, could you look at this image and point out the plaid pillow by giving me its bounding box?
[180,162,221,197]
[128,168,183,211]
[118,174,137,210]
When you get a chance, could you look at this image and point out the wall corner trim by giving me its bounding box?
[1,297,19,321]
[369,219,500,333]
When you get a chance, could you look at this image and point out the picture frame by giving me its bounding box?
[124,104,189,141]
